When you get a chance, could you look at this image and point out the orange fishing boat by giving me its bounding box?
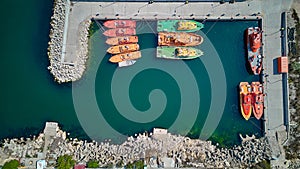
[239,82,252,120]
[251,82,264,120]
[246,27,263,75]
[107,44,139,54]
[158,32,203,46]
[106,36,138,46]
[109,51,141,63]
[103,28,136,37]
[103,20,136,29]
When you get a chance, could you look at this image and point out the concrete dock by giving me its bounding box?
[60,0,292,167]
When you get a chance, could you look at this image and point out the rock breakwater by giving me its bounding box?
[0,123,271,168]
[47,0,90,83]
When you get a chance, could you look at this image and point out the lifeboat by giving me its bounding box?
[107,44,139,54]
[246,27,263,75]
[103,20,136,29]
[239,82,252,120]
[251,82,264,120]
[158,32,203,46]
[103,28,136,37]
[106,36,138,46]
[109,51,141,63]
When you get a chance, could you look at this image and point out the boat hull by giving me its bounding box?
[157,20,204,32]
[109,51,141,63]
[103,28,136,37]
[239,82,252,120]
[156,46,203,60]
[158,32,203,46]
[246,27,263,75]
[106,36,138,45]
[103,20,136,29]
[107,44,139,54]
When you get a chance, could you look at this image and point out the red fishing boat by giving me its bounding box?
[251,82,264,120]
[245,27,263,75]
[103,20,136,29]
[239,82,252,120]
[103,28,136,37]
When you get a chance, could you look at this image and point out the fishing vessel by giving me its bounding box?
[156,46,203,60]
[107,44,139,54]
[109,51,141,63]
[106,36,138,45]
[118,60,137,67]
[103,28,136,37]
[239,82,252,120]
[245,27,263,75]
[158,32,203,46]
[103,20,136,29]
[157,20,204,32]
[251,82,264,120]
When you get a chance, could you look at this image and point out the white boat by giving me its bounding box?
[118,60,137,67]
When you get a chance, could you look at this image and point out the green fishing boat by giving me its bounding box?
[156,46,203,60]
[157,20,204,32]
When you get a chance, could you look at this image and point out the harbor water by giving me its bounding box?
[0,0,261,146]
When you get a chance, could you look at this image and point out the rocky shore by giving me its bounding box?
[0,123,271,168]
[285,2,300,168]
[47,0,90,83]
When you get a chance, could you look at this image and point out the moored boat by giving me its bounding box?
[118,60,137,67]
[106,36,138,46]
[103,28,136,37]
[107,44,139,54]
[246,27,263,75]
[156,46,203,60]
[239,82,252,120]
[158,32,203,46]
[251,82,264,120]
[157,20,204,32]
[103,20,136,29]
[109,51,141,63]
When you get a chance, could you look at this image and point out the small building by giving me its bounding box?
[36,159,46,169]
[74,164,86,169]
[278,56,288,73]
[161,157,175,168]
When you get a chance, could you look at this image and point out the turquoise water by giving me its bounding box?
[0,0,262,146]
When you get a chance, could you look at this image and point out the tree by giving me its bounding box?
[87,160,99,168]
[2,159,19,169]
[56,155,75,169]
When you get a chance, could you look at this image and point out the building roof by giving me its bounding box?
[74,164,86,169]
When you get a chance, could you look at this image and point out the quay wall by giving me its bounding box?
[47,0,91,83]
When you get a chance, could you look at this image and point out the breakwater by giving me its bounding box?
[0,123,271,168]
[47,0,90,83]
